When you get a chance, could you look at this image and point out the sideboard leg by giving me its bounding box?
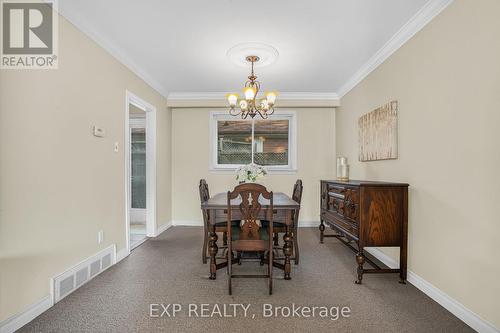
[355,250,365,284]
[283,227,292,280]
[399,245,407,284]
[319,219,325,243]
[209,226,218,280]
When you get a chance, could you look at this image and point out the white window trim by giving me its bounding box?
[209,110,297,174]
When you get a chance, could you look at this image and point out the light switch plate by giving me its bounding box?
[93,126,105,137]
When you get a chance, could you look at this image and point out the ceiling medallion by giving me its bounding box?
[226,55,277,119]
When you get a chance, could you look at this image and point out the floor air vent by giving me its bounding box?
[75,267,88,287]
[89,260,101,277]
[53,245,116,302]
[102,253,111,270]
[59,275,75,298]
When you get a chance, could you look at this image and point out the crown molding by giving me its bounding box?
[167,92,340,108]
[337,0,454,98]
[55,0,453,103]
[55,5,168,98]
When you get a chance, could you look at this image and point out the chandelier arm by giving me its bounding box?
[229,107,241,116]
[255,107,265,119]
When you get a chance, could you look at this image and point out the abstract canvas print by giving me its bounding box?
[358,100,398,161]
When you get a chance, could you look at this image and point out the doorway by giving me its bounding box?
[129,113,147,249]
[125,91,157,253]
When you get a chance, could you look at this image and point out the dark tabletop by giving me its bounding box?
[201,192,300,209]
[322,179,409,187]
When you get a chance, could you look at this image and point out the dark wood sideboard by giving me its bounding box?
[319,180,409,284]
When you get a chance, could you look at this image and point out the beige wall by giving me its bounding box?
[335,0,500,328]
[171,108,336,225]
[0,16,171,320]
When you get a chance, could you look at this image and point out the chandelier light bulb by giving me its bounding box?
[243,87,256,100]
[226,93,238,107]
[265,91,277,105]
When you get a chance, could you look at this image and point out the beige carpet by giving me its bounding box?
[19,227,473,332]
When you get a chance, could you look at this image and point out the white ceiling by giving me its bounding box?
[59,0,434,97]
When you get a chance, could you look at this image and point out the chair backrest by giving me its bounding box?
[199,179,210,204]
[292,179,303,204]
[227,183,273,241]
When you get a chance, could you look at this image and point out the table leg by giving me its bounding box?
[202,213,208,264]
[283,224,292,280]
[355,249,365,284]
[293,208,300,265]
[209,224,218,280]
[319,219,325,243]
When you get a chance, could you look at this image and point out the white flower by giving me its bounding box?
[235,163,267,182]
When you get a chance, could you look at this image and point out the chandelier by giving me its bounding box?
[226,55,277,119]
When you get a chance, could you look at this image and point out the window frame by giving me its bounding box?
[209,110,297,173]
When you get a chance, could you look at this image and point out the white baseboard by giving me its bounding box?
[0,296,52,333]
[365,248,499,333]
[298,221,319,227]
[155,221,173,235]
[172,220,203,226]
[116,247,130,263]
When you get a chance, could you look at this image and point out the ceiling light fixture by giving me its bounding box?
[226,55,277,119]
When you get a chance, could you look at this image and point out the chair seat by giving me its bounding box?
[233,239,268,252]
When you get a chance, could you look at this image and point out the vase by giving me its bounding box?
[336,156,350,181]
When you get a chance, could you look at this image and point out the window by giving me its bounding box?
[210,111,296,171]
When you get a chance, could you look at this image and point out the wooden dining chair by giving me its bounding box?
[270,179,303,264]
[227,183,274,295]
[199,179,228,264]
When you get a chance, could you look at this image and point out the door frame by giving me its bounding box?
[125,90,157,255]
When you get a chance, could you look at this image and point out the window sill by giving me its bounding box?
[209,167,298,175]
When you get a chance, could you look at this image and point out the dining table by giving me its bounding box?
[201,192,300,280]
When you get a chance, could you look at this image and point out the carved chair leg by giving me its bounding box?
[319,220,325,243]
[209,226,218,280]
[283,228,292,280]
[268,249,273,295]
[223,231,228,246]
[293,226,299,265]
[202,226,208,264]
[273,233,279,246]
[355,250,365,284]
[228,250,232,295]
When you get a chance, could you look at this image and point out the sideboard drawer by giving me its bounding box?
[322,211,359,239]
[324,186,359,223]
[327,183,345,195]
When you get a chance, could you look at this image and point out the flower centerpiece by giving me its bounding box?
[236,163,267,183]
